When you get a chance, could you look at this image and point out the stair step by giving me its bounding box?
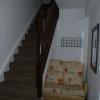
[17,51,37,58]
[10,61,36,67]
[0,95,40,100]
[19,46,36,51]
[19,45,37,51]
[14,54,35,62]
[9,63,36,75]
[10,65,34,73]
[25,33,36,38]
[22,43,37,48]
[0,81,36,90]
[21,44,36,49]
[14,58,36,63]
[25,35,37,41]
[18,47,36,54]
[5,75,36,86]
[0,85,37,97]
[27,28,36,33]
[4,70,35,77]
[25,32,37,37]
[22,40,36,45]
[10,62,36,68]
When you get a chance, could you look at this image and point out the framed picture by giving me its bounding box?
[90,23,99,73]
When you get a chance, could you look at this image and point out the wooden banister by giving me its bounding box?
[35,0,59,97]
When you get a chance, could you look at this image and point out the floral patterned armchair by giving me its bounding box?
[43,60,87,100]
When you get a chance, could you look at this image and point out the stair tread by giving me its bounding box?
[4,72,36,84]
[0,95,40,100]
[15,53,35,58]
[0,85,37,97]
[25,36,37,41]
[5,70,35,76]
[14,54,36,62]
[10,66,34,73]
[18,47,36,54]
[0,84,37,92]
[22,41,37,46]
[5,78,36,87]
[10,61,36,66]
[0,87,37,98]
[25,33,37,38]
[0,81,36,89]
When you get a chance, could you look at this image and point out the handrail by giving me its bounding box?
[35,0,59,97]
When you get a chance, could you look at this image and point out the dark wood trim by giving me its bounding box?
[35,0,59,97]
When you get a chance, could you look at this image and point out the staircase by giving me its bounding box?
[0,20,40,100]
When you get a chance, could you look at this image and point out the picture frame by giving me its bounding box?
[90,23,99,73]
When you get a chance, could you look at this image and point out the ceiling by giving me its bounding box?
[55,0,89,9]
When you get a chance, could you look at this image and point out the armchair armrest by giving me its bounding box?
[84,82,88,96]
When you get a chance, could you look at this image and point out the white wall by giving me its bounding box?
[86,0,100,100]
[0,0,42,81]
[43,9,89,84]
[51,9,89,77]
[55,0,87,9]
[52,9,89,77]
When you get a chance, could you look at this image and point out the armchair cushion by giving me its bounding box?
[43,60,87,100]
[43,83,87,97]
[64,61,84,86]
[43,83,62,96]
[62,85,85,97]
[45,60,64,85]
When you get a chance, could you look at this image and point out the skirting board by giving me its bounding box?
[0,6,40,82]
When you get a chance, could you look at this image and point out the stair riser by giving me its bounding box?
[14,55,36,62]
[10,67,34,73]
[5,77,36,85]
[18,47,36,53]
[10,62,35,67]
[0,89,37,97]
[1,81,36,89]
[4,72,35,78]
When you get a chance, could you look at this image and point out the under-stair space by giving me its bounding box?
[42,1,89,100]
[0,20,40,100]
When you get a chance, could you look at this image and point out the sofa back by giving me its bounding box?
[64,61,84,86]
[45,60,84,86]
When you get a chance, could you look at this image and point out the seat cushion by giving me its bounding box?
[43,83,86,97]
[62,85,85,97]
[43,83,62,96]
[64,61,84,86]
[45,60,64,85]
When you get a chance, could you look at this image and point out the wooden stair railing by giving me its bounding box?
[35,0,59,97]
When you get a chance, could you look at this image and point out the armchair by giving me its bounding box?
[43,60,87,100]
